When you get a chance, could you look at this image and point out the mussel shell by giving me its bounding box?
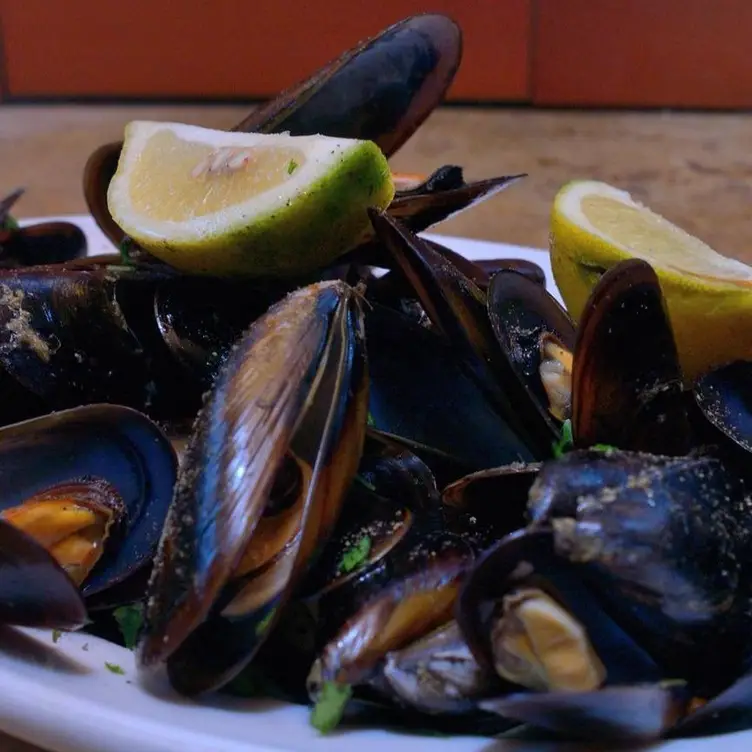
[138,281,367,691]
[571,259,691,455]
[480,683,690,742]
[487,269,576,444]
[526,448,752,693]
[369,210,548,457]
[0,404,178,597]
[234,14,461,157]
[365,303,535,473]
[85,14,462,247]
[0,519,87,629]
[0,222,88,268]
[693,360,752,463]
[457,529,665,686]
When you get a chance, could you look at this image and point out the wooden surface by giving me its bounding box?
[2,104,752,263]
[533,0,752,107]
[0,0,530,101]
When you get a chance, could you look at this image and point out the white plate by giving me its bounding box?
[0,216,745,752]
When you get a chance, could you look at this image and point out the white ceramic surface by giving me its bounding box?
[0,216,746,752]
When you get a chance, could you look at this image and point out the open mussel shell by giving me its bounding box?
[525,448,752,693]
[487,268,576,441]
[0,404,178,598]
[0,519,88,629]
[368,209,550,457]
[365,302,535,475]
[0,221,87,268]
[308,532,475,695]
[457,529,690,741]
[571,258,692,455]
[137,280,369,696]
[84,13,462,247]
[441,462,540,538]
[373,619,499,716]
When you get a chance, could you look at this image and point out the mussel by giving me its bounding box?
[0,404,177,603]
[0,188,87,268]
[137,279,369,695]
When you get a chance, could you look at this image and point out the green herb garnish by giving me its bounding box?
[366,411,376,426]
[1,215,19,232]
[255,607,277,636]
[353,474,376,493]
[591,443,617,452]
[287,159,299,175]
[113,603,144,650]
[552,419,574,458]
[338,535,372,574]
[105,662,125,675]
[118,236,136,266]
[51,629,62,644]
[310,681,352,733]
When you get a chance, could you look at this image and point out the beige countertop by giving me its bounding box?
[1,103,752,751]
[2,104,752,262]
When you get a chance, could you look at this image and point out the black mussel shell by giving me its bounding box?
[234,14,461,157]
[487,269,576,441]
[138,281,368,696]
[441,462,540,539]
[693,359,752,467]
[571,259,692,456]
[527,448,752,695]
[369,210,550,457]
[0,519,87,629]
[458,529,688,741]
[0,404,178,598]
[85,14,462,247]
[0,222,87,268]
[365,303,535,473]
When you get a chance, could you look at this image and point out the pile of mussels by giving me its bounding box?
[2,13,752,745]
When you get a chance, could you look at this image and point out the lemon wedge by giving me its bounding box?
[550,180,752,381]
[107,121,394,277]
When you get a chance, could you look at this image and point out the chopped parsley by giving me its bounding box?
[1,214,19,232]
[310,681,352,733]
[591,443,617,453]
[337,535,371,574]
[118,236,136,266]
[353,474,376,493]
[552,419,574,458]
[105,662,125,675]
[255,607,277,636]
[51,629,62,644]
[287,159,299,175]
[113,603,144,650]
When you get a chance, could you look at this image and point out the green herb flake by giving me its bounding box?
[1,215,19,232]
[113,603,144,650]
[51,629,62,644]
[287,159,299,175]
[118,236,136,266]
[105,662,125,675]
[255,607,277,636]
[591,443,617,453]
[552,419,574,458]
[310,681,352,734]
[338,535,371,574]
[353,474,376,493]
[366,411,376,427]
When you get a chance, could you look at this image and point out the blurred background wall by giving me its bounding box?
[1,0,750,109]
